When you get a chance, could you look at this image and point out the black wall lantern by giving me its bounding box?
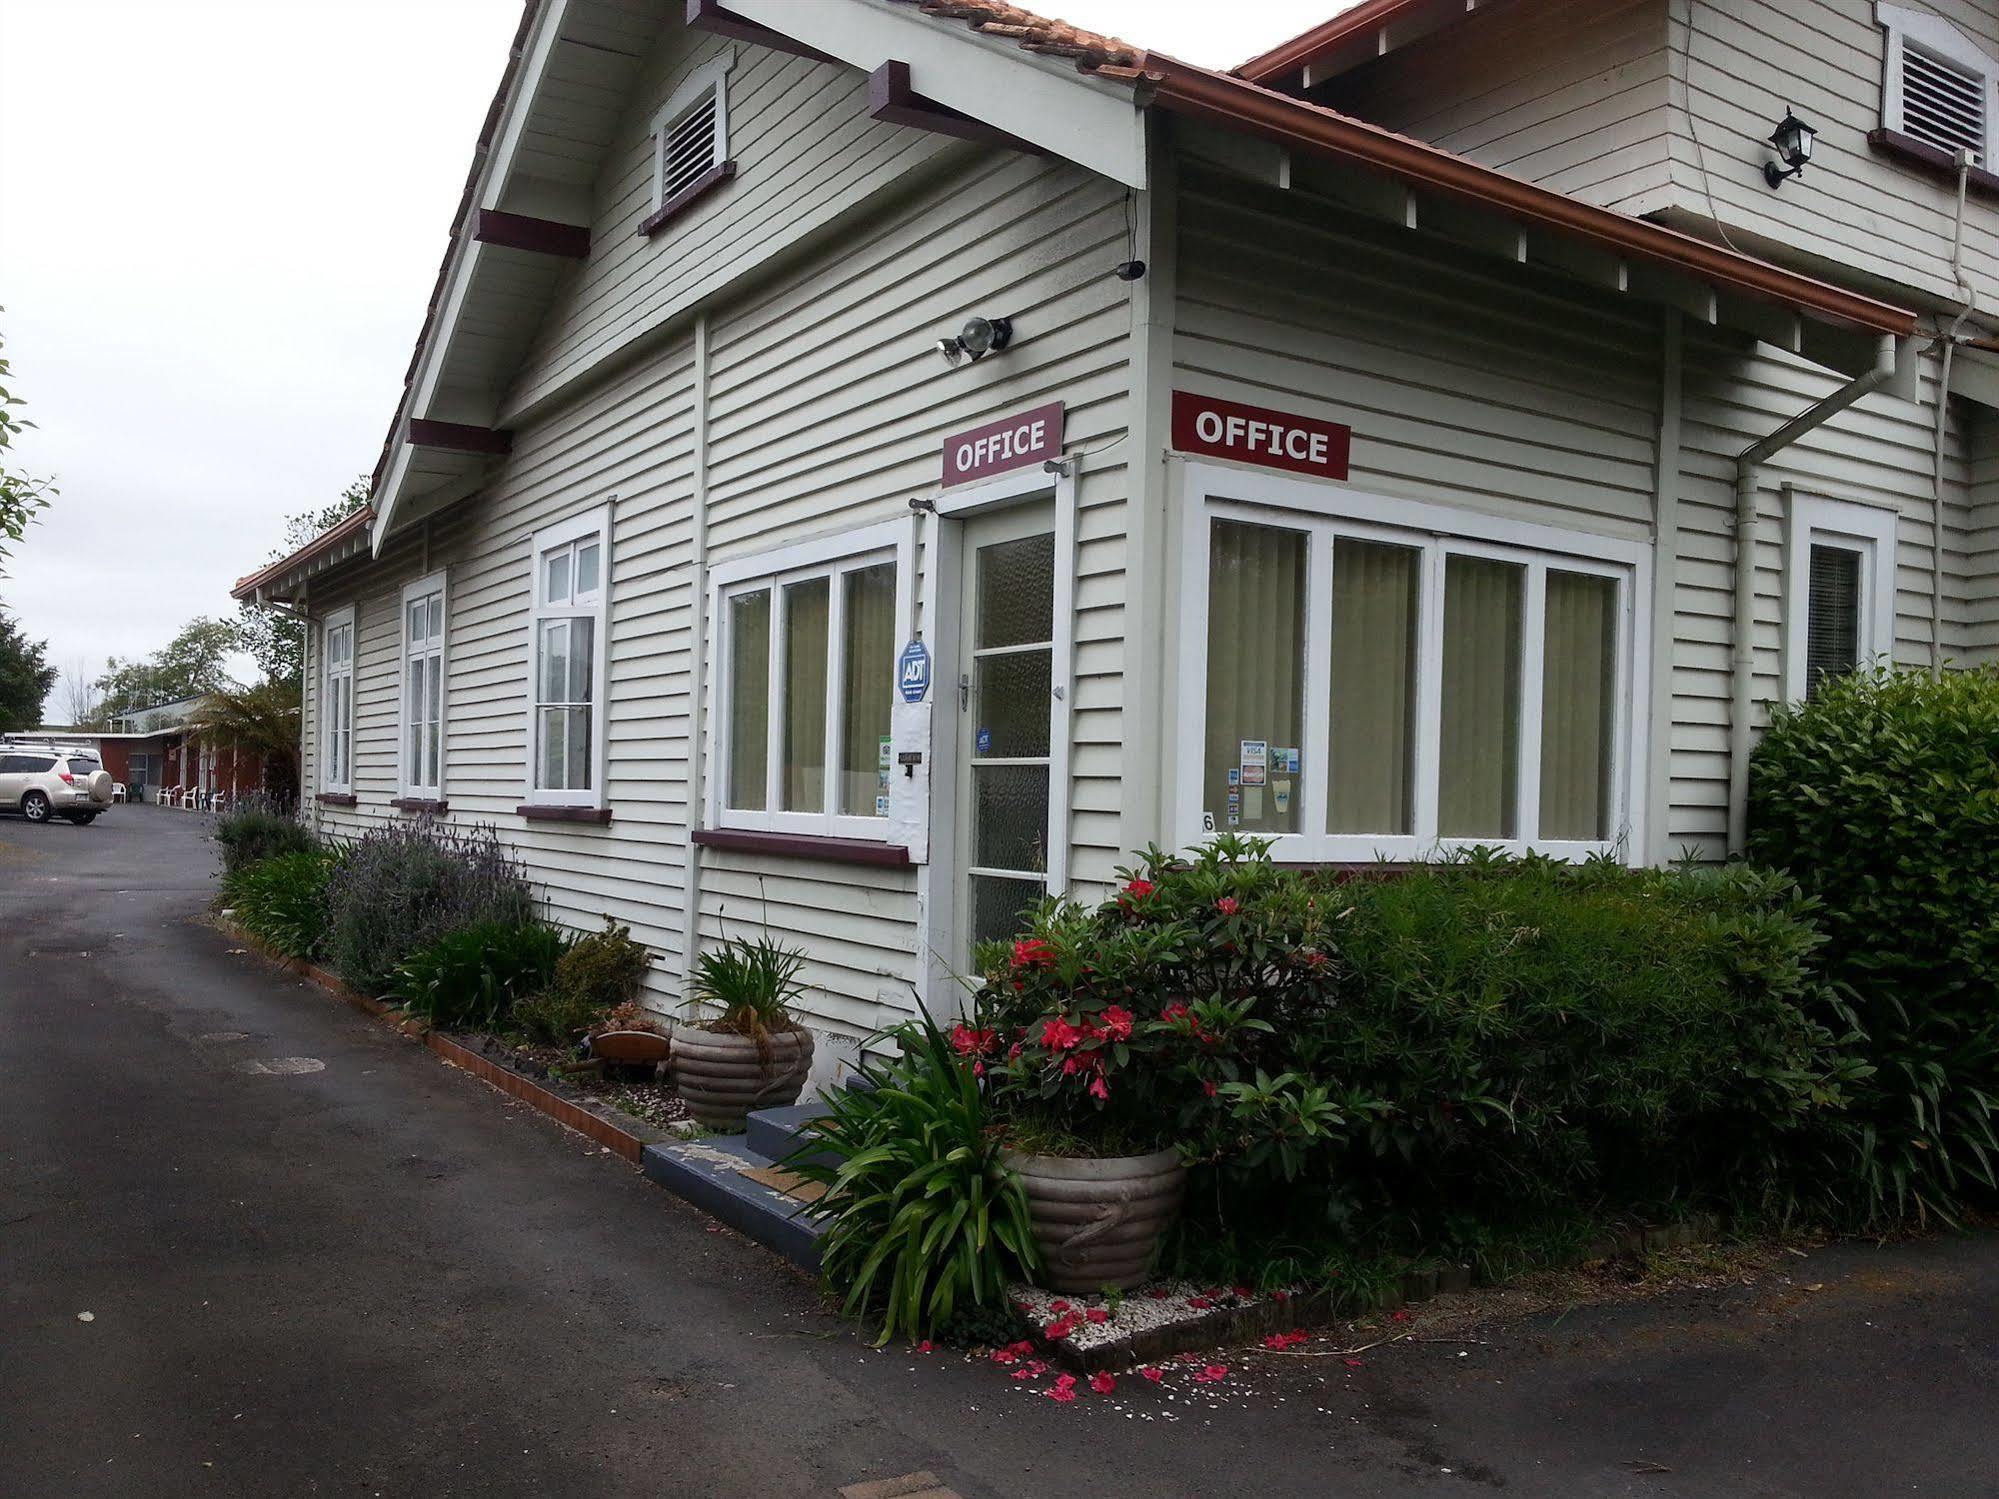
[936,315,1013,366]
[1763,107,1817,188]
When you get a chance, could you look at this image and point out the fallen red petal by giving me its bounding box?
[1140,1366,1164,1382]
[1085,1308,1109,1324]
[1089,1372,1116,1394]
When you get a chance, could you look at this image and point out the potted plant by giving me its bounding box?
[671,935,815,1129]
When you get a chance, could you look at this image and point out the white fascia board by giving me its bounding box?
[724,0,1148,189]
[373,0,573,554]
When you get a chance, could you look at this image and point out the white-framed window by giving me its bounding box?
[650,55,731,216]
[528,508,610,806]
[1176,466,1649,863]
[400,572,447,800]
[711,522,910,840]
[321,605,356,795]
[1879,3,1999,161]
[1784,492,1898,703]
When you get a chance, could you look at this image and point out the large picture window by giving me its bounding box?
[528,508,610,806]
[321,605,356,795]
[714,529,904,840]
[1183,478,1645,862]
[401,573,447,800]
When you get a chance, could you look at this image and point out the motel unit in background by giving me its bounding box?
[235,0,1999,1084]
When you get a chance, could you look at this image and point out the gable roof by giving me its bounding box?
[1235,0,1449,85]
[350,0,1915,564]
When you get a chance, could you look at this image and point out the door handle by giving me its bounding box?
[958,673,970,711]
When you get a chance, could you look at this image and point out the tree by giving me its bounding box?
[236,476,369,689]
[0,608,57,733]
[57,656,102,728]
[0,312,56,575]
[186,680,302,800]
[96,616,239,721]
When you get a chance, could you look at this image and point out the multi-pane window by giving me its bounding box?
[322,606,355,793]
[718,548,899,838]
[402,575,446,799]
[528,510,609,805]
[1785,494,1897,703]
[1192,503,1636,860]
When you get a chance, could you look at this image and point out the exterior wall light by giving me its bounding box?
[1764,107,1817,187]
[936,315,1013,365]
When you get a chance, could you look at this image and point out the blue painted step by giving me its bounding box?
[640,1133,828,1271]
[746,1101,835,1168]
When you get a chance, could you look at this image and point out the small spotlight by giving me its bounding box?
[936,337,965,366]
[934,315,1013,365]
[1114,259,1147,282]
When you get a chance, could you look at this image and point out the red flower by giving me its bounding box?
[1049,1300,1071,1313]
[1100,1005,1134,1041]
[1187,1296,1214,1310]
[1262,1330,1309,1350]
[1140,1366,1164,1383]
[1391,1310,1411,1324]
[991,1347,1020,1365]
[1044,1314,1082,1340]
[1216,896,1240,916]
[1010,1366,1037,1380]
[1231,1285,1253,1299]
[1045,1383,1076,1403]
[1192,1364,1228,1384]
[1146,1288,1171,1300]
[1040,1017,1082,1051]
[1119,878,1155,904]
[1085,1307,1109,1324]
[1088,1075,1109,1102]
[1089,1372,1116,1394]
[914,1340,934,1353]
[1202,1080,1218,1099]
[948,1024,998,1058]
[1062,1056,1081,1077]
[1343,1358,1364,1369]
[1012,936,1055,969]
[1270,1289,1291,1302]
[1161,1001,1189,1023]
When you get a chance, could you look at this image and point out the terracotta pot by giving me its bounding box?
[589,1029,671,1065]
[669,1026,814,1129]
[1001,1145,1186,1293]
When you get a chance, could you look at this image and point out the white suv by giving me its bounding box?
[0,744,115,825]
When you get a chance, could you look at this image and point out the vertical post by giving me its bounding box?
[1645,308,1682,865]
[678,316,713,1005]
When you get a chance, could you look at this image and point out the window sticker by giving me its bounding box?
[1273,780,1292,816]
[1243,786,1264,820]
[1226,767,1240,787]
[1276,747,1301,774]
[977,727,993,754]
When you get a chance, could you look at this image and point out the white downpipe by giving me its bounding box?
[1931,154,1976,675]
[678,314,713,1003]
[1727,332,1901,854]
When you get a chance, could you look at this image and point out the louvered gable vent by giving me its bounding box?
[1902,45,1986,160]
[661,88,720,203]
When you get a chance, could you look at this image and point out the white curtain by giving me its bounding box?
[782,578,829,812]
[1539,570,1616,841]
[839,564,895,816]
[1329,539,1419,834]
[728,590,770,810]
[1438,556,1522,839]
[1203,520,1305,834]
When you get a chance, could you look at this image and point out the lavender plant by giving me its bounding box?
[322,821,537,997]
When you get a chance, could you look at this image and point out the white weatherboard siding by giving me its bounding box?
[1171,166,1974,861]
[1668,0,1999,308]
[302,147,1132,1049]
[1968,405,1999,662]
[1323,0,1677,213]
[507,26,954,421]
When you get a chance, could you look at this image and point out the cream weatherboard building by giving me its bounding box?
[237,0,1999,1081]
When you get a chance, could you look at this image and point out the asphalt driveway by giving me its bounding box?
[2,806,1996,1497]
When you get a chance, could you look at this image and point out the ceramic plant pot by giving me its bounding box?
[1001,1145,1187,1293]
[588,1029,672,1066]
[669,1026,814,1130]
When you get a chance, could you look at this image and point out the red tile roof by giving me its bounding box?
[884,0,1139,71]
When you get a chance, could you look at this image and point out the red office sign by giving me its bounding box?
[1172,391,1351,480]
[942,402,1064,486]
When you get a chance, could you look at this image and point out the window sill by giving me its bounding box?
[517,803,614,825]
[314,791,358,807]
[636,160,736,238]
[692,827,912,867]
[1867,129,1999,196]
[392,797,448,815]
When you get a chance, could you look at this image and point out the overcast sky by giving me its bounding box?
[0,0,1338,719]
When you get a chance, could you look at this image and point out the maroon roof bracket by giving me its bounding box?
[868,60,1049,155]
[474,208,590,259]
[685,0,837,64]
[407,418,513,456]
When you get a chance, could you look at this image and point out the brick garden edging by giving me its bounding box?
[216,919,673,1163]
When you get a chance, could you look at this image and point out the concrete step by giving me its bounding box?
[746,1101,835,1168]
[640,1133,829,1271]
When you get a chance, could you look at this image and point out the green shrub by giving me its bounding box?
[1750,665,1999,1223]
[791,1010,1040,1345]
[553,918,652,1010]
[390,920,569,1032]
[214,807,319,875]
[322,822,536,997]
[222,851,338,962]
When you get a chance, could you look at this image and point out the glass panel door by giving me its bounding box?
[961,515,1056,956]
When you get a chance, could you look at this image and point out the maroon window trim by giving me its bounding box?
[391,797,449,815]
[691,827,912,867]
[636,160,737,238]
[1868,128,1999,197]
[517,804,614,825]
[314,791,358,808]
